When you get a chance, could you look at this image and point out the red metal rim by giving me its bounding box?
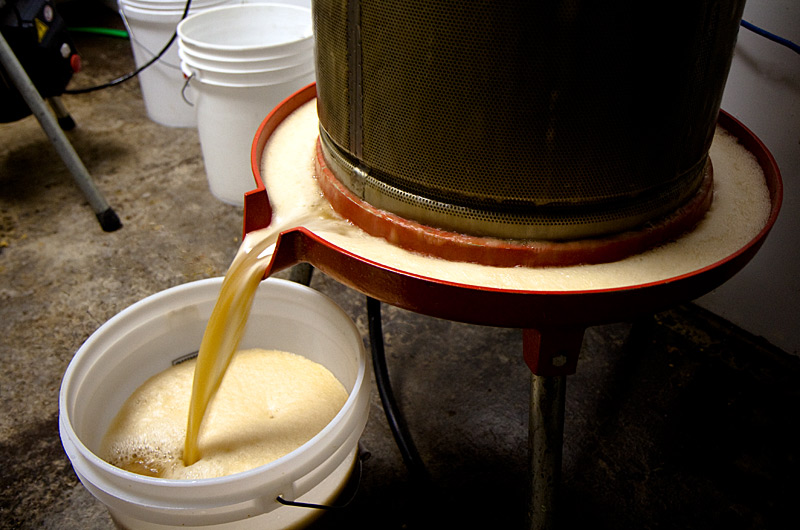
[246,83,783,328]
[244,82,318,239]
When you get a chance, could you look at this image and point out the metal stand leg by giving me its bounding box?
[47,96,76,131]
[0,32,121,232]
[523,327,585,530]
[529,374,566,530]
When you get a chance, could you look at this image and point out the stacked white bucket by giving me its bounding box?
[118,0,230,128]
[178,3,315,206]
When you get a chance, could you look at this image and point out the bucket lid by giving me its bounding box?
[177,3,312,55]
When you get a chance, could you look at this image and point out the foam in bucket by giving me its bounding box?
[59,278,369,529]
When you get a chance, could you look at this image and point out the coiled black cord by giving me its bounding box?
[64,0,192,94]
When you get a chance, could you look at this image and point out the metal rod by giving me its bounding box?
[0,32,120,231]
[47,96,76,130]
[528,373,566,530]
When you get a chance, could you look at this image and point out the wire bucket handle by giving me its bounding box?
[276,446,370,511]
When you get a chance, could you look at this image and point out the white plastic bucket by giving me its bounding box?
[175,2,314,205]
[118,0,228,127]
[176,3,313,60]
[59,277,370,529]
[191,71,314,205]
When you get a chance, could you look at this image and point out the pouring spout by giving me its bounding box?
[243,188,273,240]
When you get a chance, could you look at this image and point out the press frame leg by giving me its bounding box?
[47,96,76,131]
[528,373,566,530]
[0,32,121,231]
[523,327,585,530]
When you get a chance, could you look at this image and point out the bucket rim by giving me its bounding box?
[178,48,311,74]
[178,40,313,64]
[118,0,227,5]
[118,0,228,15]
[119,1,224,7]
[177,36,314,57]
[182,61,314,87]
[176,3,313,52]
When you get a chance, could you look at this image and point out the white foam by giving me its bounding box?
[102,348,348,479]
[260,101,771,292]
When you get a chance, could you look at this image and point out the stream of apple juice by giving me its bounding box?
[183,211,332,466]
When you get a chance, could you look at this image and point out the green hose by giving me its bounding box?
[68,27,130,39]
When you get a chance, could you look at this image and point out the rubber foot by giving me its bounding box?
[97,208,122,232]
[58,116,76,131]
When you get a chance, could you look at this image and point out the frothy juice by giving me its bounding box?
[182,209,342,466]
[182,225,282,467]
[101,348,347,479]
[103,208,347,478]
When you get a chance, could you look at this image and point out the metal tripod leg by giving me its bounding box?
[47,96,76,131]
[0,32,121,232]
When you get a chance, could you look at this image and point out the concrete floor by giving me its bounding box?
[2,3,799,529]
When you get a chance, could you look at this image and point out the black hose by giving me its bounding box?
[366,296,430,485]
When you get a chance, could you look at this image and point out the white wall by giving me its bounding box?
[697,0,800,355]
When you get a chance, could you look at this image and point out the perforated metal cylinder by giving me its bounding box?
[313,0,745,240]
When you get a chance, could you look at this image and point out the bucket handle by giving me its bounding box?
[182,73,195,106]
[276,447,369,511]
